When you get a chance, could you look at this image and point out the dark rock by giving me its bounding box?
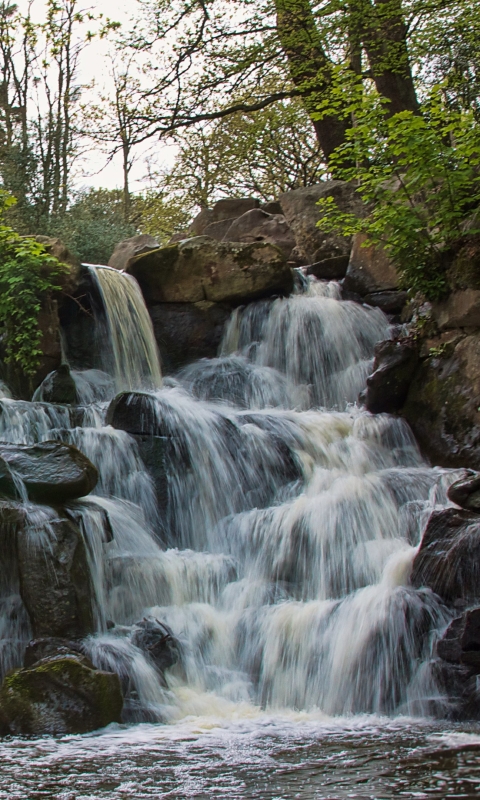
[106,392,161,435]
[24,637,89,668]
[411,508,480,604]
[32,363,79,404]
[364,338,419,414]
[363,290,409,314]
[188,198,260,236]
[432,658,480,720]
[343,233,399,296]
[448,472,480,511]
[402,333,480,470]
[58,265,105,371]
[434,289,480,330]
[108,234,160,272]
[279,181,362,265]
[307,255,350,280]
[130,435,169,517]
[0,441,98,504]
[437,609,480,670]
[149,301,231,373]
[262,201,283,215]
[188,207,215,235]
[131,617,180,673]
[17,510,95,638]
[222,209,296,259]
[126,236,293,306]
[0,656,123,734]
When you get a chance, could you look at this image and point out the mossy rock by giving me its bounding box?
[447,236,480,291]
[0,656,123,735]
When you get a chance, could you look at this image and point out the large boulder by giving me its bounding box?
[221,209,296,259]
[106,392,160,435]
[131,617,180,674]
[402,333,480,469]
[433,290,480,330]
[188,198,260,235]
[17,509,95,638]
[0,441,98,503]
[0,655,123,734]
[363,338,419,414]
[32,363,79,404]
[410,508,480,604]
[149,301,230,373]
[448,471,480,512]
[108,234,160,272]
[278,181,362,266]
[125,236,293,306]
[437,609,480,670]
[343,233,399,296]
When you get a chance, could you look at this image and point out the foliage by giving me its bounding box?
[316,89,480,299]
[0,192,67,376]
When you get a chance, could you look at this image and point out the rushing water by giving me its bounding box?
[1,273,479,797]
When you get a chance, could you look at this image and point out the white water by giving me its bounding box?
[0,270,472,782]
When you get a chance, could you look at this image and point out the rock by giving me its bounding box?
[437,609,480,670]
[131,617,180,673]
[149,301,231,373]
[108,234,161,272]
[278,181,362,265]
[343,233,399,296]
[58,265,104,371]
[307,255,350,280]
[24,637,87,668]
[448,472,480,511]
[129,435,169,518]
[402,333,480,469]
[188,198,260,236]
[363,290,409,314]
[221,209,296,259]
[262,201,283,215]
[106,392,161,435]
[203,218,238,241]
[434,290,480,330]
[446,235,480,291]
[0,656,123,734]
[364,338,419,414]
[32,363,79,404]
[17,509,95,638]
[0,441,98,503]
[126,237,293,306]
[410,508,480,604]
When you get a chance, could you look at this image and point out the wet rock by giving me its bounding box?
[149,301,230,373]
[402,333,480,469]
[108,234,161,272]
[364,338,419,414]
[343,234,399,296]
[24,637,87,668]
[17,510,95,638]
[278,181,362,265]
[410,508,480,604]
[363,290,409,314]
[0,656,123,734]
[432,658,480,720]
[58,265,105,371]
[437,609,480,670]
[131,617,180,673]
[126,236,293,306]
[106,391,161,435]
[434,289,480,330]
[306,255,350,280]
[448,472,480,511]
[0,441,98,503]
[221,209,296,259]
[32,363,79,404]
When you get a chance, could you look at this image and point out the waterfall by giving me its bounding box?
[0,271,463,725]
[87,265,162,392]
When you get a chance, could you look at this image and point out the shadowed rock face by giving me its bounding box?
[343,234,399,296]
[0,655,123,735]
[364,338,419,415]
[411,508,480,604]
[0,441,98,504]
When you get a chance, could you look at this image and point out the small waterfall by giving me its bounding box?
[88,265,162,392]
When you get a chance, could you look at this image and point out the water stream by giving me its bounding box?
[0,271,479,798]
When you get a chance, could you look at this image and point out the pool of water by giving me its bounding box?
[1,712,480,799]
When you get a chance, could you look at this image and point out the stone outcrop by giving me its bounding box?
[0,655,123,735]
[126,237,293,306]
[108,234,161,272]
[343,233,399,296]
[220,209,296,259]
[437,609,480,669]
[188,198,260,235]
[364,338,419,414]
[434,289,480,330]
[278,181,362,268]
[410,508,480,604]
[0,441,98,503]
[448,472,480,512]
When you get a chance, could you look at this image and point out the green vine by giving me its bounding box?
[0,192,68,376]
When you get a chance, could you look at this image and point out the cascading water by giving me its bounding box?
[1,268,478,796]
